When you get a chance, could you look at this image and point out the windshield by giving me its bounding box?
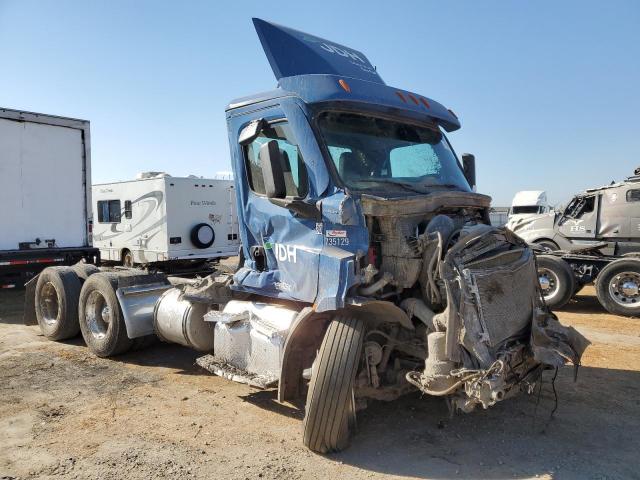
[317,112,471,193]
[511,206,543,215]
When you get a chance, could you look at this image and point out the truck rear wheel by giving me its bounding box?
[78,273,133,357]
[536,255,575,310]
[35,267,82,340]
[596,258,640,317]
[72,263,100,282]
[303,315,364,454]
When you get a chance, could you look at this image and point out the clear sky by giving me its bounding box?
[1,0,638,206]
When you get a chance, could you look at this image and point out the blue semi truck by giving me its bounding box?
[25,19,585,453]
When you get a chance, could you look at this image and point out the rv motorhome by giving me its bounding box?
[92,173,240,266]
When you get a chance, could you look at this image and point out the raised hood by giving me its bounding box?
[252,18,384,84]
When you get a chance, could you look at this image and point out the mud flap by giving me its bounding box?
[23,275,39,326]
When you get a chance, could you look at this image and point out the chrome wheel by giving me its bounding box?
[39,282,60,326]
[608,271,640,308]
[538,268,560,302]
[85,290,112,339]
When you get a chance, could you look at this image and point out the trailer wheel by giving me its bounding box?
[303,315,364,454]
[78,273,133,357]
[536,255,575,310]
[34,267,82,340]
[72,263,100,282]
[595,258,640,317]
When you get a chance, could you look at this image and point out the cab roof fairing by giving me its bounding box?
[226,75,461,133]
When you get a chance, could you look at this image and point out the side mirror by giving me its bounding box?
[462,153,476,191]
[259,140,286,199]
[239,118,267,145]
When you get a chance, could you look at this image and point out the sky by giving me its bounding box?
[0,0,638,206]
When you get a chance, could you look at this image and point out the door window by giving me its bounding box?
[97,200,121,223]
[243,121,308,198]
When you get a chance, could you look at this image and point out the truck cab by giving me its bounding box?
[510,171,640,255]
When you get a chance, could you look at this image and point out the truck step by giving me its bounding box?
[195,354,277,389]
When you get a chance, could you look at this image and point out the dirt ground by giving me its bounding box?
[1,287,639,480]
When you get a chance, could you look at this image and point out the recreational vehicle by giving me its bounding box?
[92,174,240,266]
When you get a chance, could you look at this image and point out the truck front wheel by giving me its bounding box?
[302,315,364,454]
[596,258,640,317]
[78,273,133,357]
[35,267,82,340]
[536,255,576,310]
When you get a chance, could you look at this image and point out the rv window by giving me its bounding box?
[243,121,308,198]
[124,200,132,219]
[627,189,640,202]
[97,200,122,223]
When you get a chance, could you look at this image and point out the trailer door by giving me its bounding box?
[0,119,86,250]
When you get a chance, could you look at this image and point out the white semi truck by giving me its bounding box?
[92,174,240,267]
[0,108,98,288]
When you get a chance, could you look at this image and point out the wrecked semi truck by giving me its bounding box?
[509,169,640,316]
[26,19,585,453]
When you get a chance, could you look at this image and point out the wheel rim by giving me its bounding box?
[39,282,60,325]
[608,271,640,309]
[86,290,112,339]
[538,268,560,302]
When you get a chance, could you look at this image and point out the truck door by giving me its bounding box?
[557,194,599,240]
[231,109,323,303]
[627,187,640,238]
[597,187,632,239]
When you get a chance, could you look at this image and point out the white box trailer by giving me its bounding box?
[92,174,240,265]
[0,108,97,287]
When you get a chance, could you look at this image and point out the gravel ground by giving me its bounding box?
[1,286,639,480]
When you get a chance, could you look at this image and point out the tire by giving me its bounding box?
[534,239,560,252]
[34,267,82,340]
[72,263,100,282]
[536,255,576,310]
[595,258,640,317]
[191,223,215,249]
[122,250,134,268]
[303,315,365,454]
[78,272,133,357]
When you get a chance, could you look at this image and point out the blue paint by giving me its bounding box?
[225,19,465,311]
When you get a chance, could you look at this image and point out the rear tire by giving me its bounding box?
[35,267,82,340]
[303,315,365,454]
[536,255,575,310]
[78,273,133,357]
[595,258,640,317]
[72,263,100,282]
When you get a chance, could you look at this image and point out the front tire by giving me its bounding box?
[35,267,82,340]
[595,258,640,317]
[78,273,133,357]
[537,255,576,310]
[534,239,560,252]
[303,315,365,454]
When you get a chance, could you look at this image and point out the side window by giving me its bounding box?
[97,200,121,223]
[627,189,640,202]
[124,200,132,219]
[244,121,308,198]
